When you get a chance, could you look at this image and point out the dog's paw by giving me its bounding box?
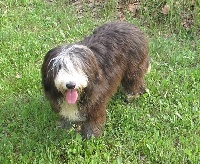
[80,123,103,140]
[126,93,140,102]
[57,118,71,129]
[126,88,150,102]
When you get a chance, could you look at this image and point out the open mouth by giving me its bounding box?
[66,89,78,104]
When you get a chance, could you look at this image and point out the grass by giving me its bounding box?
[0,0,199,163]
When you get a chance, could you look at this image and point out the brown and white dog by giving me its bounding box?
[41,22,151,139]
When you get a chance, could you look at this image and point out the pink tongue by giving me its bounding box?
[66,89,78,104]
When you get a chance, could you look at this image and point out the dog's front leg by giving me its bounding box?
[80,105,106,139]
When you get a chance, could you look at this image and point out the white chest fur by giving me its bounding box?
[59,100,85,122]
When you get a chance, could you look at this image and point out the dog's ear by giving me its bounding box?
[42,78,49,92]
[85,49,102,81]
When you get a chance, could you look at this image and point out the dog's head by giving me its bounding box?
[42,44,99,104]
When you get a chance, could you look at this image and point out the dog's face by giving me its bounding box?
[44,44,97,104]
[54,59,88,104]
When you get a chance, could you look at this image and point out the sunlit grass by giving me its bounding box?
[0,0,199,163]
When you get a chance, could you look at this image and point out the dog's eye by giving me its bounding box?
[58,64,62,70]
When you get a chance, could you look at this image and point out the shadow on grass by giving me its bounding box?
[0,94,82,160]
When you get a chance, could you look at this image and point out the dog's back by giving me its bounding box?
[80,22,149,72]
[80,22,149,95]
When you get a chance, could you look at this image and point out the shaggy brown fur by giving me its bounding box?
[41,21,150,139]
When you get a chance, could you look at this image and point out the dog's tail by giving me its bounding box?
[146,57,151,74]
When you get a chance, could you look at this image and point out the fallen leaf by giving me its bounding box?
[16,74,21,79]
[162,4,170,14]
[127,3,139,15]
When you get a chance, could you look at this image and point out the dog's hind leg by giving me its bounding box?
[122,57,151,102]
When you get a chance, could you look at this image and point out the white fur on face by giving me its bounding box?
[54,68,88,94]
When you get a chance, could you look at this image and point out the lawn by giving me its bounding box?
[0,0,199,163]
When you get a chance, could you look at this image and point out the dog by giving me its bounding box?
[41,22,151,139]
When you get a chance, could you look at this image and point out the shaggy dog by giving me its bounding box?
[41,22,151,139]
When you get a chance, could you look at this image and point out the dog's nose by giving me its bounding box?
[66,82,76,89]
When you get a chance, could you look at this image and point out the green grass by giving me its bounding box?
[0,0,199,163]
